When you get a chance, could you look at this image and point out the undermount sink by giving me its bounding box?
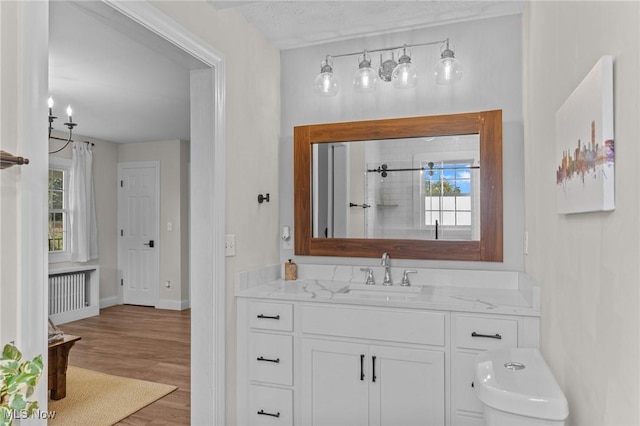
[338,283,422,299]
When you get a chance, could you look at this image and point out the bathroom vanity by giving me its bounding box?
[235,265,540,426]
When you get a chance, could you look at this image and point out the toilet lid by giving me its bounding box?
[475,348,569,421]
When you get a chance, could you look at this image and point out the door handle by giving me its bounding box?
[143,240,155,248]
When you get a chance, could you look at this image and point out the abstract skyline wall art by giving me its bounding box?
[556,56,614,214]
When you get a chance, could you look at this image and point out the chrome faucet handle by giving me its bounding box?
[400,270,417,287]
[360,267,375,285]
[381,252,389,266]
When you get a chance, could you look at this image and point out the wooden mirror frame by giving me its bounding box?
[294,110,503,261]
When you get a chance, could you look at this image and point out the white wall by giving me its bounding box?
[0,1,21,344]
[279,14,525,271]
[147,3,281,424]
[524,2,639,424]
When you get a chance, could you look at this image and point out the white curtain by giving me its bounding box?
[70,141,98,261]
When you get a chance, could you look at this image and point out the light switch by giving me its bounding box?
[225,234,236,256]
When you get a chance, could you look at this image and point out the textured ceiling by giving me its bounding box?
[210,1,525,50]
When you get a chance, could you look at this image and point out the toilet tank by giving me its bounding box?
[475,348,569,424]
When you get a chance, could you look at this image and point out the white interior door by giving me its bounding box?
[118,161,160,306]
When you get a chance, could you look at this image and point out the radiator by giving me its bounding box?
[48,272,88,315]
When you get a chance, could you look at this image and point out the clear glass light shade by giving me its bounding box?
[353,67,377,93]
[392,61,418,89]
[435,56,463,85]
[314,60,339,96]
[314,72,339,96]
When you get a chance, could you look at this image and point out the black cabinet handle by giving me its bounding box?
[257,410,280,418]
[471,331,502,340]
[471,381,475,388]
[257,314,280,320]
[372,356,377,383]
[360,354,365,381]
[257,356,280,363]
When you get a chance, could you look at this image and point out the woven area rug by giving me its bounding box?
[48,366,177,425]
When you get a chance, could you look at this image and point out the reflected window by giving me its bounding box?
[422,160,477,239]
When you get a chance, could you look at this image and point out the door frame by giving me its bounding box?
[117,161,161,307]
[22,2,227,424]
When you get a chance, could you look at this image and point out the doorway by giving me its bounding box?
[30,1,227,423]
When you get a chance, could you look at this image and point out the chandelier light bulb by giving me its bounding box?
[353,53,377,93]
[66,105,73,121]
[48,96,54,109]
[313,58,339,97]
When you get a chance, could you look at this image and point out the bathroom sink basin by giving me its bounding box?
[337,283,422,299]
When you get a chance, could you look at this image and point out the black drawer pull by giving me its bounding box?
[257,410,280,418]
[471,381,475,388]
[257,356,280,363]
[372,356,377,383]
[471,332,502,340]
[360,354,365,381]
[257,314,280,320]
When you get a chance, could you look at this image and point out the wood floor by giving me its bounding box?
[59,305,191,425]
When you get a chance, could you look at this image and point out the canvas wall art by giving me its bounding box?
[556,56,614,214]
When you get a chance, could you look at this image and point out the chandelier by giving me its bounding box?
[48,97,78,154]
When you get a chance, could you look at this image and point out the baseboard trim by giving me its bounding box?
[156,298,190,311]
[100,296,119,309]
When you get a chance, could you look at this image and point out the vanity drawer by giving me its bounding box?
[301,304,446,346]
[249,332,293,386]
[249,301,294,332]
[453,351,484,414]
[248,384,293,426]
[455,315,518,350]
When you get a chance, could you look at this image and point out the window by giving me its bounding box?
[422,160,476,239]
[49,158,71,262]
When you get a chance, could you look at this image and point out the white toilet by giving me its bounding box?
[474,348,569,426]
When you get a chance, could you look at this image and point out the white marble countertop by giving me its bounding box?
[236,278,540,317]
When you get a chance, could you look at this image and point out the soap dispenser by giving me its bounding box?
[284,259,297,281]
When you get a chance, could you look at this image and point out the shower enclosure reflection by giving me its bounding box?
[312,135,480,241]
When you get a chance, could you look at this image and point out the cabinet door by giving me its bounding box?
[369,346,445,426]
[301,339,369,426]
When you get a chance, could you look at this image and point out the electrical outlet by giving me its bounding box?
[165,280,171,290]
[167,222,173,231]
[225,234,236,256]
[282,239,293,250]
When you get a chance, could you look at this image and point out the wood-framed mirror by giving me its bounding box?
[294,110,503,261]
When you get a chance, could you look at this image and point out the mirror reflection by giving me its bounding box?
[312,135,480,241]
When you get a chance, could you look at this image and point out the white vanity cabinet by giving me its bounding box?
[236,282,540,426]
[299,305,447,426]
[237,300,296,426]
[450,313,540,425]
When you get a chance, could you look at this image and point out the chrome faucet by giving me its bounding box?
[381,252,392,286]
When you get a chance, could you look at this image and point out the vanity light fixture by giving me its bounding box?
[314,38,462,96]
[392,47,418,89]
[313,57,339,97]
[434,39,463,85]
[353,52,377,93]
